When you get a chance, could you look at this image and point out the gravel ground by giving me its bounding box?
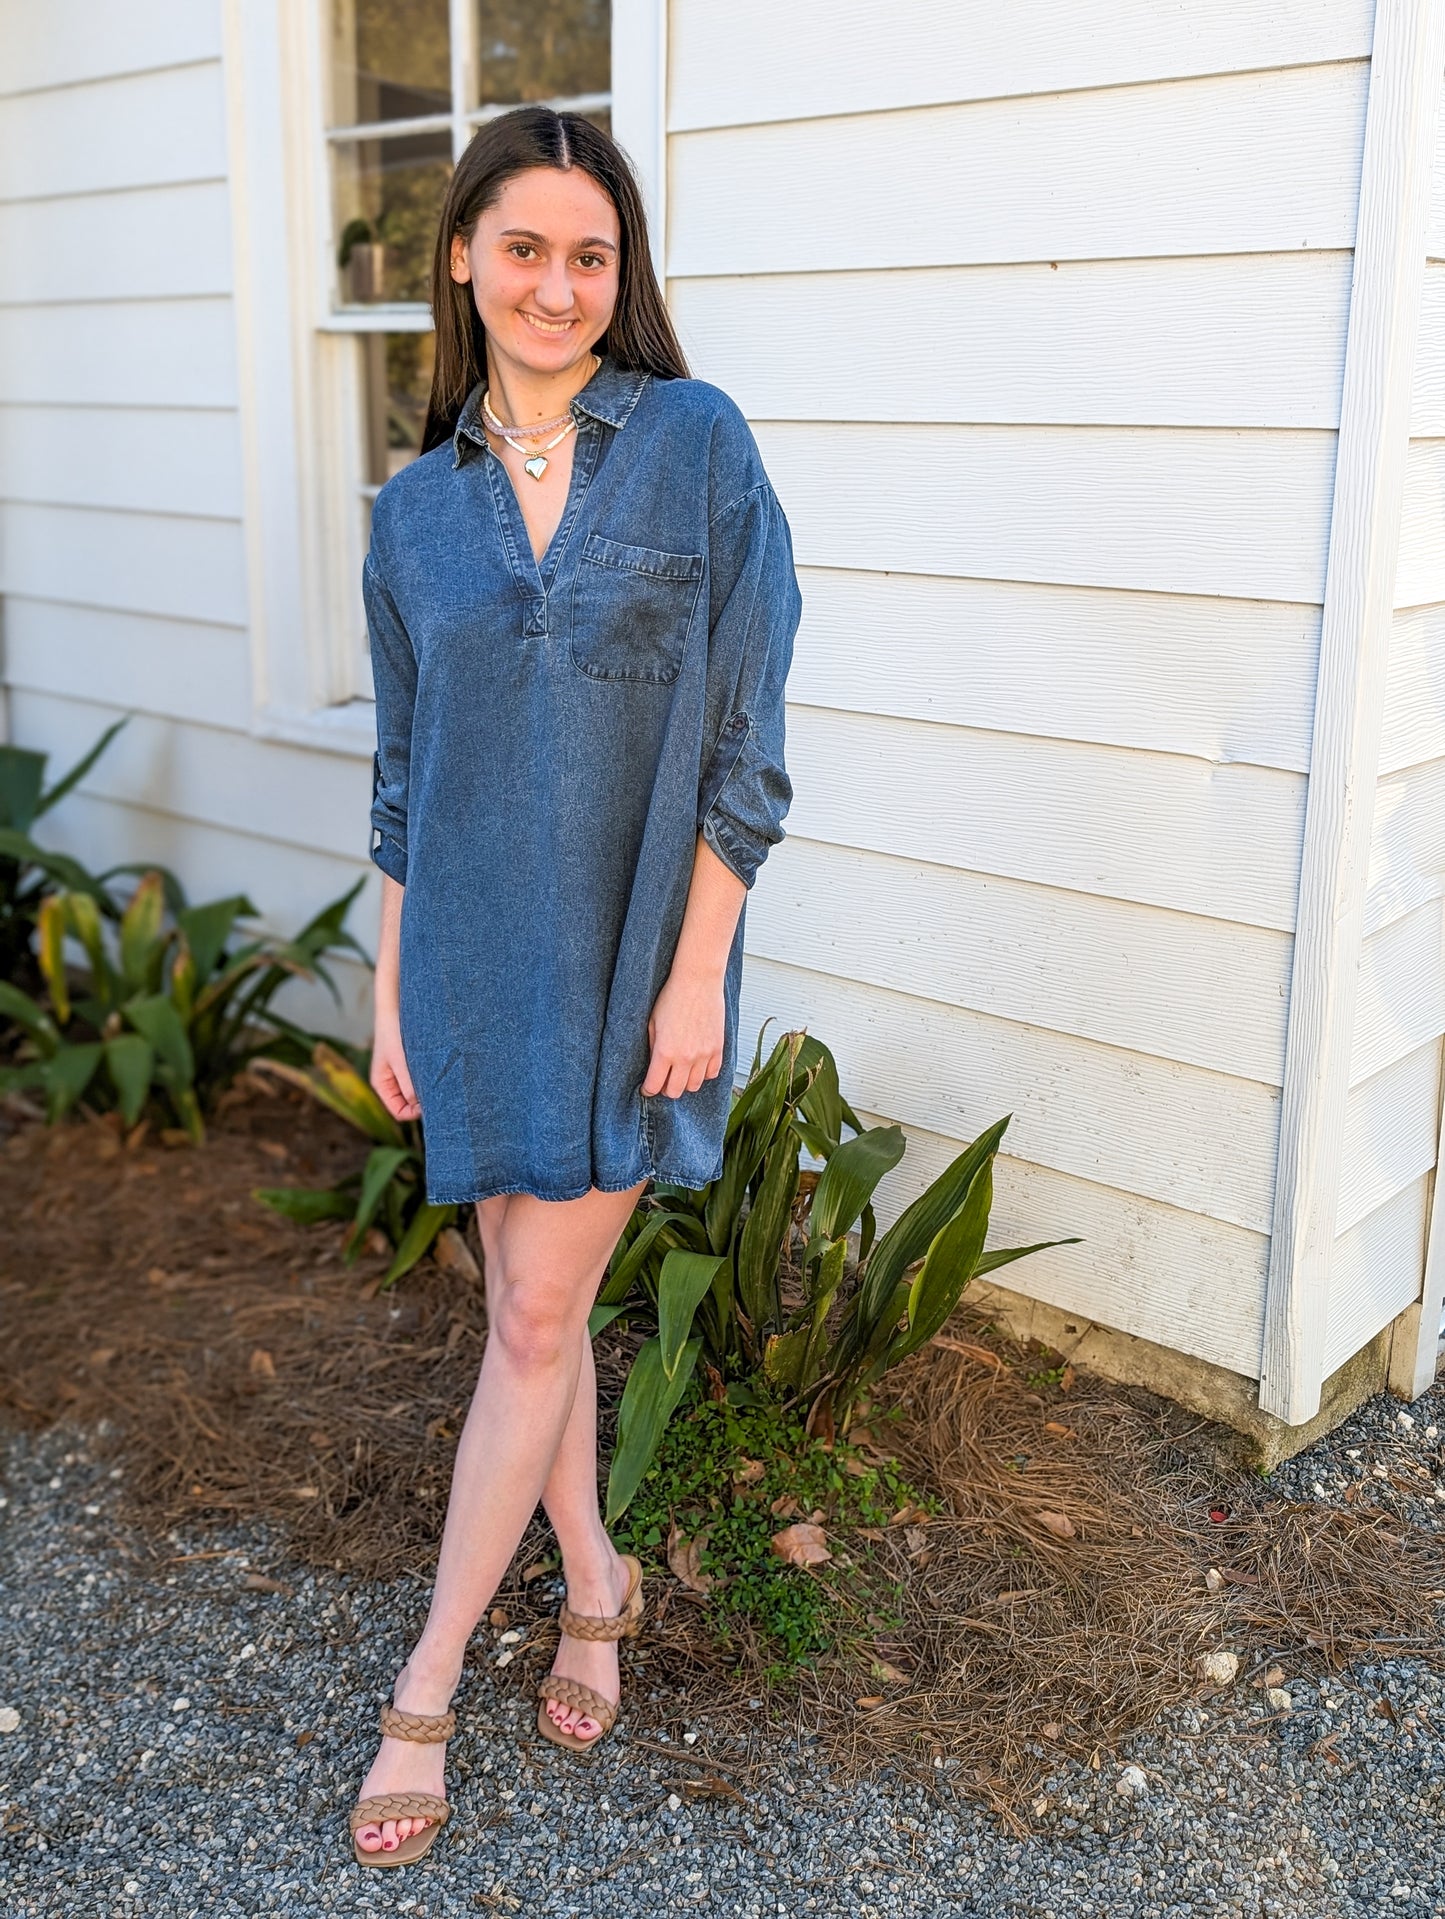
[3,1380,1445,1919]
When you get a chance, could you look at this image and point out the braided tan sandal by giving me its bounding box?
[349,1702,455,1866]
[535,1550,645,1753]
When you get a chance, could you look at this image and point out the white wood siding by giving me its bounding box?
[670,4,1376,1382]
[1333,60,1445,1382]
[0,3,377,958]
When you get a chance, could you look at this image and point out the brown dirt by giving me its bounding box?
[2,1076,1441,1821]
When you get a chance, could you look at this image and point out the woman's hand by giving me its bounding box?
[371,1013,421,1122]
[370,873,420,1121]
[641,964,725,1097]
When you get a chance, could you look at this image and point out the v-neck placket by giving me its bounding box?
[482,414,603,642]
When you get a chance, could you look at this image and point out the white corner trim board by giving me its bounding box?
[1259,0,1445,1425]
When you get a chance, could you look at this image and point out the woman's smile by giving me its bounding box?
[518,310,579,335]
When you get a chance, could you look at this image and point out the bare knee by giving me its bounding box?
[488,1273,577,1372]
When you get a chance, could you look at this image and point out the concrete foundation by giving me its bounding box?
[960,1276,1440,1472]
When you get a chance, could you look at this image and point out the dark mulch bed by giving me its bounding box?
[3,1075,1442,1822]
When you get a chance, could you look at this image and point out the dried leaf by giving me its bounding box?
[87,1347,117,1368]
[667,1522,715,1593]
[1035,1510,1077,1539]
[732,1456,766,1486]
[771,1522,831,1567]
[433,1227,480,1281]
[855,1695,885,1710]
[520,1560,553,1583]
[929,1334,1006,1370]
[769,1492,801,1519]
[241,1572,293,1595]
[248,1348,276,1379]
[870,1660,908,1684]
[1043,1422,1077,1438]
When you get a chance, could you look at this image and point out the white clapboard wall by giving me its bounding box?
[0,0,379,1037]
[668,0,1384,1383]
[1,2,1439,1397]
[1331,61,1445,1381]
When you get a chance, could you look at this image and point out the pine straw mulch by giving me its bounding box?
[2,1075,1443,1826]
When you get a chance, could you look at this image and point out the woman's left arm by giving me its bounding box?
[641,834,746,1097]
[641,478,802,1099]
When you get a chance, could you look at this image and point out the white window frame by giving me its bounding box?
[219,0,667,760]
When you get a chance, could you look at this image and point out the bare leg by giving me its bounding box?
[352,1179,645,1855]
[534,1321,635,1740]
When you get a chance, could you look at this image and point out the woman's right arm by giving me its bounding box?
[363,549,421,1123]
[371,872,420,1121]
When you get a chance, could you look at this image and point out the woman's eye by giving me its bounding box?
[508,243,536,260]
[577,253,606,269]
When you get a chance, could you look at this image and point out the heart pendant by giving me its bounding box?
[523,454,549,480]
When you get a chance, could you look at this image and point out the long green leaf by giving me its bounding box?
[852,1116,1011,1337]
[0,830,106,900]
[974,1235,1084,1276]
[596,1208,705,1306]
[794,1034,843,1145]
[41,1042,102,1120]
[0,981,60,1055]
[313,1042,409,1147]
[34,717,128,821]
[809,1123,906,1242]
[706,1029,803,1253]
[118,873,167,995]
[104,1033,155,1126]
[349,1145,414,1254]
[0,745,47,834]
[176,895,254,984]
[253,1185,357,1226]
[657,1249,726,1381]
[123,993,195,1085]
[604,1333,702,1524]
[587,1299,632,1339]
[891,1158,995,1364]
[384,1201,457,1286]
[736,1130,800,1333]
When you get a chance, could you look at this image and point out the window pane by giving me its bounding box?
[331,0,451,125]
[361,332,437,488]
[475,0,609,105]
[333,131,451,306]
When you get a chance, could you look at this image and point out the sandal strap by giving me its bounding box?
[536,1673,618,1732]
[557,1556,645,1642]
[350,1791,451,1834]
[379,1703,455,1742]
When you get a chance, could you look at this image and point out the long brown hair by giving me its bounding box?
[420,107,689,455]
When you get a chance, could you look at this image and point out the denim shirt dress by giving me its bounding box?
[364,353,802,1207]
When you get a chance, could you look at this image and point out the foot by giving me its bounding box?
[542,1540,635,1743]
[353,1648,461,1855]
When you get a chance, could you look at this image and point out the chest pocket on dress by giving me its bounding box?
[570,532,705,685]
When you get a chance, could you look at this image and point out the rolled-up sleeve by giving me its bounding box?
[696,482,802,890]
[364,551,416,886]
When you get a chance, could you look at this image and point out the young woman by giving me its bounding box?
[349,105,801,1866]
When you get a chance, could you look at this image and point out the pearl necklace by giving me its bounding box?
[481,353,599,480]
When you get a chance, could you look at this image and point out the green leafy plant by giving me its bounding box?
[251,1040,457,1287]
[0,719,143,986]
[594,1022,1083,1524]
[0,872,366,1137]
[611,1386,935,1681]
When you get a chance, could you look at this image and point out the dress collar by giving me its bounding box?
[452,353,650,467]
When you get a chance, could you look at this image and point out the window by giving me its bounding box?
[321,2,613,698]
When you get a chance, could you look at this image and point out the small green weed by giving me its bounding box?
[612,1381,938,1687]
